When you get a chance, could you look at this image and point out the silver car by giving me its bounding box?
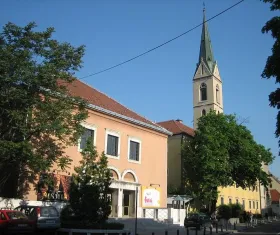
[15,205,60,231]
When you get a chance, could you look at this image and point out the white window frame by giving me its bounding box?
[78,123,97,152]
[127,136,141,164]
[105,129,120,159]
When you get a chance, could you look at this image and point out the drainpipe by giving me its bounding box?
[259,181,262,215]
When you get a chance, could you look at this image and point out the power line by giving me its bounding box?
[80,0,244,79]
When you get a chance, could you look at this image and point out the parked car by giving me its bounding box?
[14,205,60,231]
[184,212,211,230]
[0,209,35,234]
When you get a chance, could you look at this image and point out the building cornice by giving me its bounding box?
[87,103,173,136]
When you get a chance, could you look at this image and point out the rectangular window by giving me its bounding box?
[249,201,251,209]
[106,134,119,157]
[236,199,239,204]
[229,198,232,204]
[129,141,140,161]
[80,128,94,150]
[221,197,224,205]
[256,201,258,209]
[253,201,255,209]
[242,200,245,209]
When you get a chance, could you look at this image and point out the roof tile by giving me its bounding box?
[59,79,167,133]
[270,189,280,202]
[157,120,194,136]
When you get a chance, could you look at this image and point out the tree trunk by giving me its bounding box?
[0,165,20,198]
[210,198,217,213]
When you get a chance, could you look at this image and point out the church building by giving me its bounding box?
[158,8,261,214]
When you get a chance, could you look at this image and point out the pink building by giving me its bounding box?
[28,79,171,218]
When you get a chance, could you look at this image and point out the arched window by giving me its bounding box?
[202,109,206,116]
[216,84,220,103]
[200,83,207,101]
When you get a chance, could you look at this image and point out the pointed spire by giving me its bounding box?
[198,5,216,73]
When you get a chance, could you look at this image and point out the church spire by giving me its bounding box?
[198,6,216,73]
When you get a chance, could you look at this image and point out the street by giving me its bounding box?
[237,221,280,235]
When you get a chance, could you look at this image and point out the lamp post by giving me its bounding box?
[135,187,138,235]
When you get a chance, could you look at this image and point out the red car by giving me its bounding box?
[0,209,35,234]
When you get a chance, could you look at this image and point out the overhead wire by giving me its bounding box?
[80,0,244,79]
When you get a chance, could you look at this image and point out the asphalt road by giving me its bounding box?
[237,221,280,235]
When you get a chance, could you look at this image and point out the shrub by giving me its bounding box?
[217,204,232,220]
[61,220,124,230]
[230,203,243,218]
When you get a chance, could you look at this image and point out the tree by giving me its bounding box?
[230,203,243,218]
[261,0,280,153]
[182,110,274,212]
[217,205,232,221]
[0,22,88,198]
[69,138,112,225]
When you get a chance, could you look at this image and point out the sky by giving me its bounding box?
[1,0,279,177]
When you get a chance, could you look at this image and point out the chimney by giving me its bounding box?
[176,119,183,123]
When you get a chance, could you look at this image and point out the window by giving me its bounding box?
[128,137,141,163]
[253,201,255,209]
[249,201,251,209]
[229,198,232,204]
[221,197,224,205]
[216,84,220,103]
[256,201,258,209]
[200,83,207,101]
[106,135,119,157]
[80,128,94,150]
[202,109,206,116]
[129,141,140,161]
[242,200,245,209]
[236,199,239,204]
[105,130,120,158]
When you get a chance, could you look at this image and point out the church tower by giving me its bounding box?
[193,7,223,129]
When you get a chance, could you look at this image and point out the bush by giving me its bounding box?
[217,205,232,220]
[230,203,243,218]
[61,220,124,230]
[254,213,262,219]
[60,205,124,230]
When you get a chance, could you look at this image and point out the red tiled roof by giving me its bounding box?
[59,79,170,134]
[270,189,280,202]
[157,120,194,136]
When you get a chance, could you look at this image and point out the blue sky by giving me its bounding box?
[1,0,279,177]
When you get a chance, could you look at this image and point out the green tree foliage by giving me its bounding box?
[217,205,232,220]
[0,22,88,197]
[230,203,243,218]
[69,138,112,225]
[182,111,273,211]
[261,0,280,152]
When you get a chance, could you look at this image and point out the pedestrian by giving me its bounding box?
[249,211,253,227]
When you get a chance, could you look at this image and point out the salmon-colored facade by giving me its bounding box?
[26,79,171,218]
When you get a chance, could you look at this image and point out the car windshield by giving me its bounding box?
[41,207,59,217]
[6,211,27,220]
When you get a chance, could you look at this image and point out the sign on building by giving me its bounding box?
[141,186,161,208]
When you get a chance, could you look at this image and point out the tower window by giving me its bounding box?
[216,84,220,103]
[200,83,207,101]
[202,109,206,116]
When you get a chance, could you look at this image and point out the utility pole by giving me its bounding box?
[135,187,138,235]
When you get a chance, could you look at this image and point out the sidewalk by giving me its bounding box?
[136,226,230,235]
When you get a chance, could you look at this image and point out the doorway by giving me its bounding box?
[123,190,135,217]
